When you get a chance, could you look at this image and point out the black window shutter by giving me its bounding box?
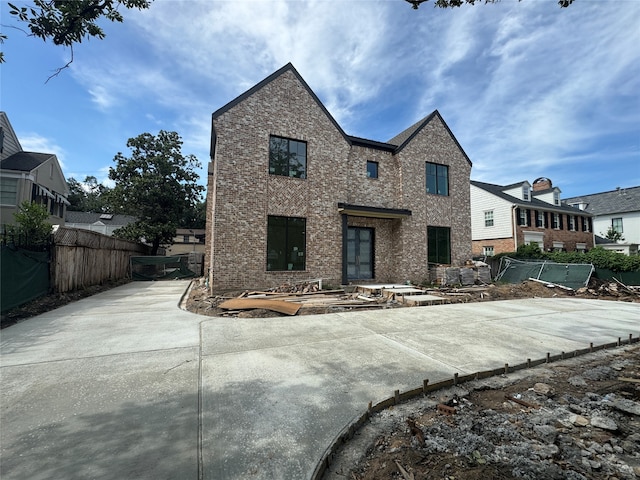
[516,208,521,226]
[559,214,564,230]
[528,209,533,227]
[588,217,593,232]
[544,212,549,229]
[534,210,539,227]
[581,217,586,231]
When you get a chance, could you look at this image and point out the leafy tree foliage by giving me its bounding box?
[179,200,206,229]
[66,175,111,212]
[108,130,204,255]
[8,201,53,244]
[2,0,151,69]
[601,225,625,243]
[405,0,574,8]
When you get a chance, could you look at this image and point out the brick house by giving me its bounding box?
[206,63,472,290]
[470,177,594,256]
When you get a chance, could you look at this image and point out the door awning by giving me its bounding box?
[338,203,412,219]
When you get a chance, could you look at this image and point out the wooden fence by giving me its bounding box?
[52,227,149,293]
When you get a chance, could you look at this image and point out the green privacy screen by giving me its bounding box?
[1,246,50,312]
[496,257,594,290]
[130,256,196,281]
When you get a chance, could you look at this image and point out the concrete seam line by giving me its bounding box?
[310,334,639,480]
[197,321,205,480]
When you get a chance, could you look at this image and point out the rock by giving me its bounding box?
[591,415,617,431]
[568,376,587,387]
[610,399,640,416]
[533,383,553,396]
[569,414,590,427]
[534,425,558,444]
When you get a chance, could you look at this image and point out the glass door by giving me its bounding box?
[347,227,374,280]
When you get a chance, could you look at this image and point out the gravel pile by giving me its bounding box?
[325,345,640,480]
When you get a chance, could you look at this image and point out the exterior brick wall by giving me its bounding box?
[206,65,473,291]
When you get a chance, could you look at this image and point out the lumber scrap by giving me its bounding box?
[218,298,301,315]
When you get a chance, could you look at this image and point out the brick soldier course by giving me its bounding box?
[206,63,472,291]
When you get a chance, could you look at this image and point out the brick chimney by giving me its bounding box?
[532,177,552,192]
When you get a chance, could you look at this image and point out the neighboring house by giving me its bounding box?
[470,177,594,256]
[64,211,138,236]
[166,228,205,255]
[206,63,472,290]
[564,186,640,255]
[0,112,69,229]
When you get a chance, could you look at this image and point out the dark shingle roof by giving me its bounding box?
[471,180,591,215]
[65,212,137,226]
[563,186,640,215]
[0,151,55,171]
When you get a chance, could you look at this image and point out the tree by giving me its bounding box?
[108,130,204,255]
[405,0,574,8]
[9,201,53,244]
[66,175,111,212]
[3,0,151,73]
[602,226,625,243]
[179,200,206,229]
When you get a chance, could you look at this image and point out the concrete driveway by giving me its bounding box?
[1,281,638,480]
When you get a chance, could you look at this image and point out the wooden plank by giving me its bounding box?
[218,298,301,315]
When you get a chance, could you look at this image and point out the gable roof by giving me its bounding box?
[211,63,351,156]
[0,111,23,159]
[471,180,590,215]
[65,211,138,226]
[210,64,472,165]
[0,151,55,172]
[563,186,640,215]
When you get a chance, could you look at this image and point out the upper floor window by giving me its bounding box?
[426,162,448,196]
[612,217,623,233]
[553,191,560,205]
[484,210,494,227]
[366,161,378,179]
[523,185,530,201]
[269,136,307,179]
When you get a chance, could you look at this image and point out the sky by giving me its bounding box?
[1,0,639,199]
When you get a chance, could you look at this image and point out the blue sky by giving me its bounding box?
[1,0,639,199]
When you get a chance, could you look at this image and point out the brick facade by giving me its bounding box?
[206,64,472,291]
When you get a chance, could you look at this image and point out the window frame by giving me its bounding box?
[552,213,560,230]
[427,225,451,264]
[523,185,530,201]
[0,177,18,206]
[482,246,494,257]
[425,162,449,196]
[612,217,623,233]
[568,215,576,231]
[268,135,307,179]
[484,210,494,227]
[366,161,378,179]
[266,215,307,271]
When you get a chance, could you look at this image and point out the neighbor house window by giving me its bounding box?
[267,216,306,271]
[569,215,576,231]
[269,136,307,179]
[536,211,546,228]
[0,177,18,205]
[483,246,494,256]
[366,161,378,179]
[553,191,560,205]
[523,185,530,201]
[552,213,560,229]
[427,226,451,264]
[612,217,623,233]
[426,162,448,196]
[183,235,190,243]
[517,208,529,226]
[484,210,494,227]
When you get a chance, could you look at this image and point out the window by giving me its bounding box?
[536,211,546,228]
[0,177,18,205]
[523,186,530,201]
[484,210,494,227]
[267,216,306,271]
[552,213,560,229]
[568,215,576,231]
[553,191,560,205]
[483,246,494,256]
[183,235,190,243]
[426,162,448,196]
[427,226,451,264]
[366,161,378,179]
[517,208,529,226]
[612,217,623,233]
[269,136,307,179]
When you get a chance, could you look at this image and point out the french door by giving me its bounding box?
[347,227,374,280]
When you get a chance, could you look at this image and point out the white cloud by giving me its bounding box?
[18,133,67,169]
